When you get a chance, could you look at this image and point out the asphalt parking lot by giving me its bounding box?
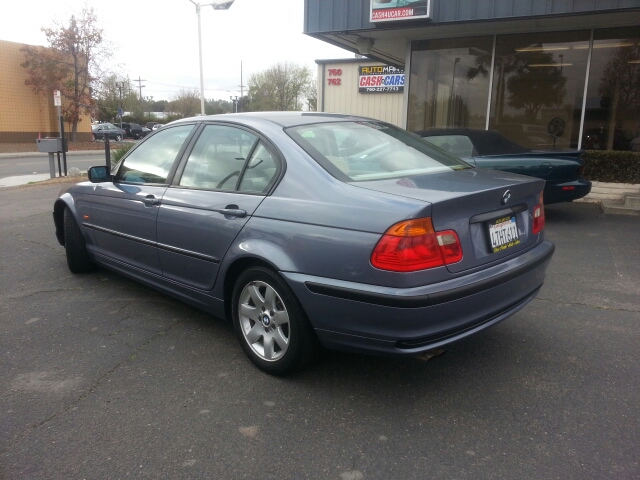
[1,183,638,480]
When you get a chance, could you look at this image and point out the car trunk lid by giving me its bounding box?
[354,168,545,274]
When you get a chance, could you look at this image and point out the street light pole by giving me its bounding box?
[187,0,235,116]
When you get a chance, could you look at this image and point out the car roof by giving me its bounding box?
[169,111,378,129]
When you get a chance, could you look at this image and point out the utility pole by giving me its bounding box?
[239,60,246,98]
[135,76,147,110]
[236,60,246,113]
[115,81,124,127]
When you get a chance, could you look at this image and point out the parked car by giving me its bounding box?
[151,123,163,131]
[146,121,161,130]
[92,123,125,142]
[119,122,144,139]
[140,126,152,138]
[53,113,554,375]
[416,128,592,204]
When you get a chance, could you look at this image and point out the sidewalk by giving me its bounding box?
[576,182,640,216]
[0,150,102,188]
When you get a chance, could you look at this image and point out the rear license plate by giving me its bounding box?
[488,215,520,253]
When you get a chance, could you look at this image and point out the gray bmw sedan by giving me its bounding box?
[53,112,554,375]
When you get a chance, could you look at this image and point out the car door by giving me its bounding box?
[89,124,196,274]
[156,124,281,290]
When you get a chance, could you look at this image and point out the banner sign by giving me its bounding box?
[358,65,405,94]
[370,0,431,23]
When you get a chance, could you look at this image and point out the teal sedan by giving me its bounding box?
[416,128,592,204]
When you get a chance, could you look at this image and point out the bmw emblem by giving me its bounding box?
[501,190,511,205]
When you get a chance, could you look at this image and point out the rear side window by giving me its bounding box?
[287,121,471,181]
[115,124,194,184]
[422,135,476,158]
[177,124,280,194]
[238,142,279,193]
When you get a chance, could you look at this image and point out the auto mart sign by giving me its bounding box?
[358,65,405,94]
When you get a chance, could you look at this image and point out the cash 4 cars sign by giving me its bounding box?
[359,65,405,94]
[370,0,432,23]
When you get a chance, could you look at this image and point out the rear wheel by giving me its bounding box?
[63,207,94,273]
[231,267,320,375]
[115,134,122,142]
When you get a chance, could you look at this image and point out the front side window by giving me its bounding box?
[115,124,194,184]
[288,121,471,181]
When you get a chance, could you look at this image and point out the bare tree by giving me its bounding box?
[248,62,314,111]
[21,5,107,141]
[167,89,201,118]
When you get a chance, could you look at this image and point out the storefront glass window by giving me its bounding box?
[490,31,591,150]
[582,27,640,151]
[408,37,494,132]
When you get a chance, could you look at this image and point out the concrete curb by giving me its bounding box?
[576,182,640,203]
[0,150,105,159]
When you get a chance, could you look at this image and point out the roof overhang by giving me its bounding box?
[307,10,639,68]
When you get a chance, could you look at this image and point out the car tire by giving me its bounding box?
[231,266,321,375]
[115,134,122,142]
[63,207,95,274]
[93,134,98,141]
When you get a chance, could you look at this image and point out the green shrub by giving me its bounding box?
[582,150,640,184]
[110,143,134,163]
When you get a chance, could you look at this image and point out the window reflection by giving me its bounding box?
[408,37,494,132]
[407,26,639,152]
[583,28,640,151]
[490,31,590,150]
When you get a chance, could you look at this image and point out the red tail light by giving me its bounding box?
[371,218,463,272]
[532,201,545,234]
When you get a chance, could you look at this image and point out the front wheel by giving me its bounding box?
[231,267,320,375]
[63,207,95,273]
[115,134,122,142]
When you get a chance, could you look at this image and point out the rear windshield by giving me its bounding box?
[286,121,471,181]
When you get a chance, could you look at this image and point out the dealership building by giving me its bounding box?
[306,0,640,151]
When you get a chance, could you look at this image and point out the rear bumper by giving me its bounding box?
[282,240,554,356]
[544,179,592,204]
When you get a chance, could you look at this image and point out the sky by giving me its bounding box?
[0,0,354,101]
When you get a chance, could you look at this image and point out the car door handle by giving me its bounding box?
[142,195,161,206]
[219,208,246,217]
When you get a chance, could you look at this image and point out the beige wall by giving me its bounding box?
[0,39,92,143]
[317,60,404,127]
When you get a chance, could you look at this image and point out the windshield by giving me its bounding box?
[287,121,471,181]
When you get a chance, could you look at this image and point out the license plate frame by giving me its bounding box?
[487,215,520,253]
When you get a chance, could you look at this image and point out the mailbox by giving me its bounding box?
[37,138,64,153]
[37,137,67,179]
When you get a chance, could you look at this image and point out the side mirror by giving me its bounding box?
[88,165,111,183]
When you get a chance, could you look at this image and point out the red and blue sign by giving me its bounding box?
[358,65,405,94]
